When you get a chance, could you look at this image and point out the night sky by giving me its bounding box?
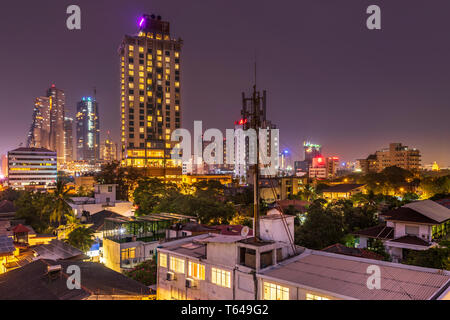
[1,0,450,165]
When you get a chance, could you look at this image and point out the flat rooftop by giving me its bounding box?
[259,250,450,300]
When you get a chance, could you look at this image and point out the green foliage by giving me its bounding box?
[404,248,450,270]
[14,191,52,233]
[295,184,319,202]
[66,227,95,252]
[295,199,378,250]
[43,180,74,226]
[133,178,179,216]
[95,162,144,200]
[123,259,157,286]
[133,177,236,225]
[362,166,416,195]
[295,199,346,249]
[367,239,391,261]
[420,175,450,198]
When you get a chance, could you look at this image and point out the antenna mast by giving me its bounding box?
[241,60,264,240]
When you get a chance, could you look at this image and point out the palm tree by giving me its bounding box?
[44,180,74,227]
[66,227,94,252]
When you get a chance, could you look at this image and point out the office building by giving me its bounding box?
[119,14,182,167]
[76,97,100,162]
[100,134,119,162]
[358,143,421,174]
[7,147,57,189]
[308,156,339,180]
[64,116,74,162]
[295,142,322,173]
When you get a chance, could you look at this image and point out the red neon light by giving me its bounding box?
[235,119,248,125]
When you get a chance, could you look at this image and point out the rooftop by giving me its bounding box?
[32,239,89,261]
[388,235,431,247]
[322,184,365,193]
[352,224,394,240]
[381,207,440,224]
[259,250,450,300]
[0,259,151,300]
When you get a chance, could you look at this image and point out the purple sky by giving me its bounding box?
[0,0,449,165]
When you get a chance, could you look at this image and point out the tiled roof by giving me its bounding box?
[389,235,431,247]
[352,224,394,240]
[259,250,450,300]
[88,210,125,232]
[322,184,365,193]
[322,243,384,261]
[435,198,450,209]
[381,207,439,224]
[12,224,31,233]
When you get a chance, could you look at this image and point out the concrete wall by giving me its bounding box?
[103,238,121,272]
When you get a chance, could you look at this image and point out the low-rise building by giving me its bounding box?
[70,184,134,217]
[321,184,366,201]
[156,209,450,300]
[354,199,450,262]
[102,213,196,273]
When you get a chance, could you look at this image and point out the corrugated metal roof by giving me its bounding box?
[404,200,450,223]
[259,251,450,300]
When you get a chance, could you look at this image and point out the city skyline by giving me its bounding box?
[1,1,450,165]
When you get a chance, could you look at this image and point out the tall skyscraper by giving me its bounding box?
[47,85,66,166]
[119,14,182,167]
[76,97,100,161]
[27,85,66,166]
[100,132,118,162]
[28,97,51,149]
[64,116,74,162]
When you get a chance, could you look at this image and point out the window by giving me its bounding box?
[170,256,185,274]
[405,225,420,236]
[159,253,167,268]
[121,248,136,261]
[306,293,329,300]
[211,268,231,288]
[188,261,205,280]
[263,282,289,300]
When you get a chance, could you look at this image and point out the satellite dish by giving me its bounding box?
[241,226,250,237]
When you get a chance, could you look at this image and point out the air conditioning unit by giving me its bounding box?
[166,272,175,281]
[186,278,196,288]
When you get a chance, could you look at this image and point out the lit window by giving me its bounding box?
[188,261,205,280]
[211,268,231,288]
[129,45,134,51]
[139,47,144,53]
[263,282,289,300]
[306,293,329,300]
[159,253,167,268]
[170,256,185,274]
[121,248,136,260]
[175,52,179,58]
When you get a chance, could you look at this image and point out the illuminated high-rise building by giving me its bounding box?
[119,14,182,167]
[28,97,51,150]
[47,85,66,166]
[76,97,100,161]
[101,132,119,162]
[27,85,66,167]
[64,116,74,162]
